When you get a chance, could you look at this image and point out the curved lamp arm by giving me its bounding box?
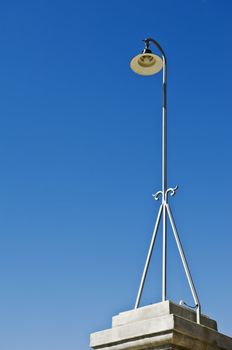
[144,38,167,62]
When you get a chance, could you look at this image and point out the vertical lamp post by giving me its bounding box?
[130,38,201,324]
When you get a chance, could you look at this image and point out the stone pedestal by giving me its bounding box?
[90,301,232,350]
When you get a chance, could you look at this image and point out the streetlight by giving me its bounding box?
[130,38,201,324]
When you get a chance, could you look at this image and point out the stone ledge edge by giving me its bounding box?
[90,314,232,350]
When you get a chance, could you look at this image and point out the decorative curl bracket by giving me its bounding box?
[152,185,178,202]
[152,190,163,201]
[165,185,178,201]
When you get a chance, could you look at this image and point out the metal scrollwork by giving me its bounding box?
[165,185,178,201]
[152,186,178,202]
[152,190,163,201]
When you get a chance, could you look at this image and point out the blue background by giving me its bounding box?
[0,0,231,349]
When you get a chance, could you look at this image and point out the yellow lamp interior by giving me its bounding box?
[130,53,163,76]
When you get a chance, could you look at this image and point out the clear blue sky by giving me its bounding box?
[0,0,231,349]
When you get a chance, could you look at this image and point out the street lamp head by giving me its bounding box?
[130,40,163,76]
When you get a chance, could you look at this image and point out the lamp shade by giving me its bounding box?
[130,52,163,76]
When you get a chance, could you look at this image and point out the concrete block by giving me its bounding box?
[90,300,232,350]
[112,300,217,330]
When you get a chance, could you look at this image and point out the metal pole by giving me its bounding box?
[162,56,167,301]
[162,203,167,301]
[146,39,167,194]
[135,204,163,308]
[146,39,168,301]
[162,57,167,196]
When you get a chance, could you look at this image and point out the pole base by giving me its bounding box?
[90,301,232,350]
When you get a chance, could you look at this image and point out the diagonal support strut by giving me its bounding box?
[135,204,163,308]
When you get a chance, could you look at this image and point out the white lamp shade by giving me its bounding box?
[130,53,163,76]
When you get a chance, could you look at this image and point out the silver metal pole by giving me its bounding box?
[166,203,201,324]
[135,204,163,308]
[162,57,167,196]
[162,56,167,301]
[162,203,167,301]
[144,40,168,301]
